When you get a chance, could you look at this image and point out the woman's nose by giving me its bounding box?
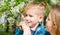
[46,20,47,24]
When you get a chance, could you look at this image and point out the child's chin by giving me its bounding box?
[29,26,34,28]
[27,24,34,28]
[28,25,32,28]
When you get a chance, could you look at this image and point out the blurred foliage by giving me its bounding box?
[0,31,13,35]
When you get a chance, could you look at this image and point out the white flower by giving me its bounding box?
[51,0,57,4]
[11,6,19,13]
[9,0,16,6]
[7,17,15,24]
[0,12,7,23]
[19,2,25,8]
[11,2,25,13]
[0,0,5,6]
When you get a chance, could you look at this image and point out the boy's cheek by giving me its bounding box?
[32,18,38,22]
[31,19,38,24]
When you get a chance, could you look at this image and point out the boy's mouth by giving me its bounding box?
[26,21,31,23]
[27,22,31,23]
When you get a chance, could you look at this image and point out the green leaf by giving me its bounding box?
[45,5,50,16]
[0,12,2,17]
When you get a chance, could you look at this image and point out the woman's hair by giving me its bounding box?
[50,5,60,35]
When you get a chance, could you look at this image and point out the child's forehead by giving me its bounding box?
[29,5,45,10]
[22,3,46,16]
[22,8,45,17]
[24,4,45,12]
[24,5,45,13]
[30,5,44,9]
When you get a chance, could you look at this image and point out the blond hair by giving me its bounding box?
[22,2,47,17]
[50,5,60,35]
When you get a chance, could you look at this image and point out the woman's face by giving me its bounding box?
[46,13,53,33]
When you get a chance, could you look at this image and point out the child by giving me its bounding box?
[15,2,50,35]
[46,5,60,35]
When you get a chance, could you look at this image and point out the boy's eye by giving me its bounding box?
[23,14,33,17]
[29,15,33,17]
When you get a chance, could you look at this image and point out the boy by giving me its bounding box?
[15,2,50,35]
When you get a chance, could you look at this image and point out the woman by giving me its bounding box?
[46,5,60,35]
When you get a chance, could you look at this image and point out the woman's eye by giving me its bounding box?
[48,18,50,21]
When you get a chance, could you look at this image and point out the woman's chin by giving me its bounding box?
[46,28,50,32]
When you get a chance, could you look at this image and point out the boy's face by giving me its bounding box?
[46,13,53,33]
[23,6,43,28]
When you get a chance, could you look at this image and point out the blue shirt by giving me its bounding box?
[15,24,50,35]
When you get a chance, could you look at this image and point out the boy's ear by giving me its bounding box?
[38,16,44,22]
